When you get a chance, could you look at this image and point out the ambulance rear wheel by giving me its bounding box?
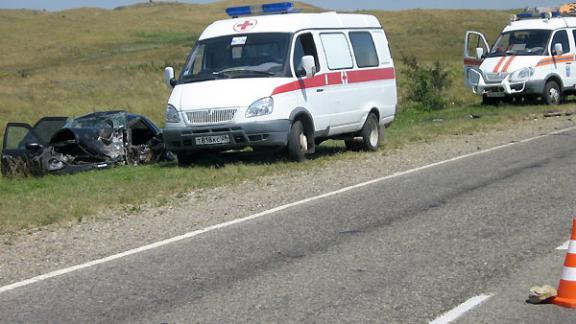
[544,80,562,105]
[359,113,381,151]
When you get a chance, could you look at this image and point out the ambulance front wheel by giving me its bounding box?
[287,120,307,162]
[543,80,562,105]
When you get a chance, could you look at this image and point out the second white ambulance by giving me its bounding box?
[163,2,397,164]
[465,7,576,105]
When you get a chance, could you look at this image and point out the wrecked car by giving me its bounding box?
[1,111,172,177]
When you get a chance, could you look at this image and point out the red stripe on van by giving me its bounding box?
[271,67,395,96]
[502,56,516,72]
[492,56,507,72]
[347,68,396,83]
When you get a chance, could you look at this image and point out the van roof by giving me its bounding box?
[505,16,576,32]
[199,12,382,40]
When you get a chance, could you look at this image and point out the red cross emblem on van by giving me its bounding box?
[233,19,257,32]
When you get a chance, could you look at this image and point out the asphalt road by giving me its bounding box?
[1,129,576,323]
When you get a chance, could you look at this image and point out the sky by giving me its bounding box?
[0,0,572,11]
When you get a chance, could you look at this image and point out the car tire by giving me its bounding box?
[287,120,307,162]
[359,113,381,151]
[543,80,562,105]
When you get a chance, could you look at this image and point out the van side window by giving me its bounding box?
[320,33,354,70]
[551,30,571,54]
[349,32,379,68]
[293,33,319,77]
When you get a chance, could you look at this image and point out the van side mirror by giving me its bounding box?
[164,67,176,88]
[554,43,564,56]
[475,47,485,60]
[300,55,317,78]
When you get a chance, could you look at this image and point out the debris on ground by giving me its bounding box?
[543,110,575,118]
[527,285,557,304]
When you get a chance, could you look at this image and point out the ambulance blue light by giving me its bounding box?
[516,12,534,19]
[226,2,295,17]
[226,6,252,17]
[262,2,294,14]
[540,11,561,18]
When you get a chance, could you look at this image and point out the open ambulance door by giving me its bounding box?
[464,31,490,87]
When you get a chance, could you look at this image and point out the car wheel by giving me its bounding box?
[287,120,307,162]
[544,80,562,105]
[359,113,380,151]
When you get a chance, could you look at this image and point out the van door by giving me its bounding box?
[319,32,356,134]
[347,31,384,126]
[291,32,325,131]
[464,31,490,86]
[549,30,573,88]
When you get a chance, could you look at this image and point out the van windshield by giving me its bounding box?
[488,30,551,57]
[179,33,291,83]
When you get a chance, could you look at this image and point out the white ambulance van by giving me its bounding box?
[163,2,397,164]
[464,7,576,105]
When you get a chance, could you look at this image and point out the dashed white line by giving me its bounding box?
[0,126,575,295]
[557,240,570,250]
[429,294,493,324]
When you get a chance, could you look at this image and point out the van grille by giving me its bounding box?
[485,72,508,83]
[186,108,237,125]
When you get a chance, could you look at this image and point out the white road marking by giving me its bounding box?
[557,240,570,250]
[1,126,575,295]
[429,294,493,324]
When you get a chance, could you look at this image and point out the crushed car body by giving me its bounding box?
[1,111,172,177]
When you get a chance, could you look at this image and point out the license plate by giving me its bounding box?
[486,92,506,98]
[195,135,230,145]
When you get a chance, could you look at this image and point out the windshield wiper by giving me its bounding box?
[213,68,274,77]
[179,73,230,84]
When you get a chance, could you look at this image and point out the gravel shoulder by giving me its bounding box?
[1,115,574,287]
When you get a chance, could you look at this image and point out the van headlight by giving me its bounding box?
[246,97,274,118]
[509,67,534,83]
[165,104,181,123]
[466,67,482,87]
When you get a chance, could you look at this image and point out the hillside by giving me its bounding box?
[0,1,510,132]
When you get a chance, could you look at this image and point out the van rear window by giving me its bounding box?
[349,32,379,68]
[320,33,354,70]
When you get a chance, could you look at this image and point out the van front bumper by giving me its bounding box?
[473,79,545,97]
[163,120,290,152]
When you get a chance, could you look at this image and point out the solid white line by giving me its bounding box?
[1,126,575,295]
[557,240,570,250]
[429,294,493,324]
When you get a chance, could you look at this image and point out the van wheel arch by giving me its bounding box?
[543,77,563,105]
[289,108,315,154]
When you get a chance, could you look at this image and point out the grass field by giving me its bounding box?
[0,1,571,232]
